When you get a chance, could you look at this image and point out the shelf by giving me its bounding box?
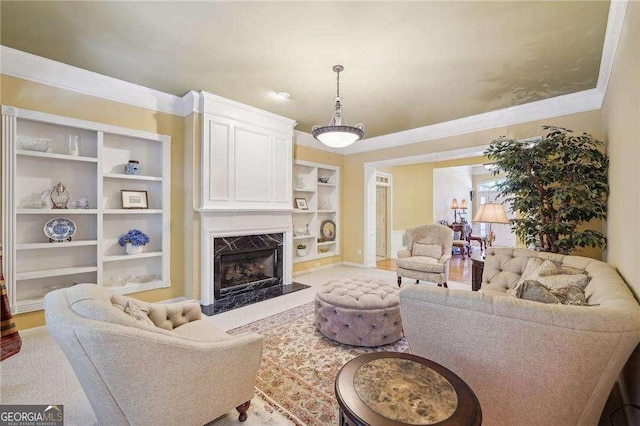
[17,209,98,215]
[103,251,162,262]
[293,209,314,214]
[317,210,336,213]
[108,280,169,296]
[317,241,336,246]
[103,209,163,214]
[17,150,98,163]
[16,240,98,250]
[317,182,336,187]
[16,266,98,280]
[103,173,163,181]
[293,188,315,193]
[293,235,315,240]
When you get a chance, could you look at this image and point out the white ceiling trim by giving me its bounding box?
[0,46,185,116]
[344,88,603,155]
[595,0,629,99]
[365,145,489,169]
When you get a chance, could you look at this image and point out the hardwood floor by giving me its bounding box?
[376,255,473,284]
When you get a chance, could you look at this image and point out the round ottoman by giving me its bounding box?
[314,278,403,347]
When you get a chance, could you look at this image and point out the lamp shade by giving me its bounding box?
[450,198,459,209]
[313,125,364,148]
[473,202,509,224]
[460,199,468,209]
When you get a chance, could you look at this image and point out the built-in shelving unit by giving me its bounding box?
[292,160,340,263]
[2,105,171,314]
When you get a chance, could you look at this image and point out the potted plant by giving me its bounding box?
[118,229,150,255]
[485,126,608,254]
[296,243,307,257]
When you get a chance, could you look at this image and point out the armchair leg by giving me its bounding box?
[397,276,402,287]
[236,401,251,422]
[416,279,420,283]
[443,282,448,288]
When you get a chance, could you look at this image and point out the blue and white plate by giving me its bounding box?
[44,217,76,242]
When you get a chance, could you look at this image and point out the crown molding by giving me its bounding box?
[344,88,603,155]
[0,46,186,116]
[595,0,628,100]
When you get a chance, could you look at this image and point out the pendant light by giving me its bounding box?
[312,65,364,148]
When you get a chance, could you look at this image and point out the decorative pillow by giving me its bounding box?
[506,257,545,296]
[515,280,560,304]
[124,301,155,327]
[509,258,591,295]
[516,280,594,306]
[412,242,442,259]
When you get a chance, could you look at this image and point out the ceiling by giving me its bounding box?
[0,1,610,139]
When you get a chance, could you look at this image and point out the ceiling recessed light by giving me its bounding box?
[276,91,290,99]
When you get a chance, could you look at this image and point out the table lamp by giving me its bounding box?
[472,201,509,253]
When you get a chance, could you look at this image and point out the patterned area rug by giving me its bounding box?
[229,302,409,425]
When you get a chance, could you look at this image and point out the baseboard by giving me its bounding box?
[341,261,369,269]
[18,325,47,336]
[293,262,343,277]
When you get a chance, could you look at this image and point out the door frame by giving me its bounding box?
[375,172,393,259]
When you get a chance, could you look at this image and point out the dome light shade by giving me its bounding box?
[312,65,364,148]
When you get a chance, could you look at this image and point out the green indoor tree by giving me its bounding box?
[485,126,609,254]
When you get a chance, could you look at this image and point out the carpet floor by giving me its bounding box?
[229,302,408,425]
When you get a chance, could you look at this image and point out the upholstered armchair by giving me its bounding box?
[396,224,454,287]
[44,284,264,425]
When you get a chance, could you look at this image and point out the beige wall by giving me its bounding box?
[292,144,344,273]
[389,163,434,230]
[342,113,604,264]
[601,1,640,418]
[0,75,186,329]
[433,167,472,224]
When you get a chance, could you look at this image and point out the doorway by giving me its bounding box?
[375,172,392,260]
[376,186,388,258]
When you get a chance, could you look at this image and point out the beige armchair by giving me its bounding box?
[396,224,454,287]
[44,284,264,425]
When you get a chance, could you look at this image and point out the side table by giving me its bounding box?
[471,256,484,292]
[335,352,482,426]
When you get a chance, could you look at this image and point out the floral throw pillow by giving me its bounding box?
[515,280,594,306]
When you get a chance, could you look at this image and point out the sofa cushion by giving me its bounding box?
[516,280,592,306]
[397,256,445,273]
[412,242,442,259]
[171,320,232,342]
[509,259,590,296]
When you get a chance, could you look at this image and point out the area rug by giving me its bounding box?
[229,302,409,425]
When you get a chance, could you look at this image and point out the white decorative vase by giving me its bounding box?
[296,249,307,257]
[126,243,143,255]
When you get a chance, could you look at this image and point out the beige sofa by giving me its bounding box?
[399,247,640,425]
[45,284,264,425]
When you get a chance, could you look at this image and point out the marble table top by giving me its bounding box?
[353,358,458,425]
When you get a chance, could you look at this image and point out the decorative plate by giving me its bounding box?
[320,219,336,241]
[44,217,76,242]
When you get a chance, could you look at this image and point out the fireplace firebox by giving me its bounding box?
[212,233,284,300]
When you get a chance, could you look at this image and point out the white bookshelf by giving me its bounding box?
[292,160,340,263]
[1,105,171,314]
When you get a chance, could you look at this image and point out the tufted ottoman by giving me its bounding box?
[314,278,403,347]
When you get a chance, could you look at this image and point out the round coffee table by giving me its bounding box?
[335,352,482,426]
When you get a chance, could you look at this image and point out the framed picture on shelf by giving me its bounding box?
[121,190,149,209]
[295,198,308,210]
[320,219,336,241]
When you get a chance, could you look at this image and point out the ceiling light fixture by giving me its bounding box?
[276,91,290,99]
[312,65,364,148]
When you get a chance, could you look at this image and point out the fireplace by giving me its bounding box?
[214,236,283,299]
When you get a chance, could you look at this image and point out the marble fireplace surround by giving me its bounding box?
[199,210,294,314]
